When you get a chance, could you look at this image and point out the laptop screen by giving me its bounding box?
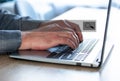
[100,0,114,67]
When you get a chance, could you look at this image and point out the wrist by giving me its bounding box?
[19,31,30,50]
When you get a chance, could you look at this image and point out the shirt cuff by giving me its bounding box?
[0,30,21,53]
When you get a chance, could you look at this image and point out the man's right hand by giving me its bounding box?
[19,20,83,50]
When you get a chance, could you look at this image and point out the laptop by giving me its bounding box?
[9,0,114,68]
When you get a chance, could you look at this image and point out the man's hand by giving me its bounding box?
[40,20,83,42]
[19,20,83,50]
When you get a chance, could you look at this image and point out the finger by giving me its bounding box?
[56,20,83,43]
[65,20,83,42]
[58,32,79,48]
[53,24,79,47]
[58,37,77,49]
[60,27,79,47]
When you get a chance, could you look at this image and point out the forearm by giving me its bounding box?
[0,9,44,53]
[0,9,42,31]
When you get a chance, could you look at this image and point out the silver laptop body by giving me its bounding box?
[9,0,113,68]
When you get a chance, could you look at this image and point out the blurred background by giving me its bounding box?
[0,0,119,20]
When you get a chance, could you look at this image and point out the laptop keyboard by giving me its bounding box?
[73,39,98,54]
[47,39,98,61]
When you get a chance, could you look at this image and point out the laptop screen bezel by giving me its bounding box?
[99,0,112,67]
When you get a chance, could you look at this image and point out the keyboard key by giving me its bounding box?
[80,39,98,54]
[75,54,85,61]
[47,52,57,58]
[47,45,73,59]
[47,39,98,61]
[61,52,77,60]
[66,53,78,60]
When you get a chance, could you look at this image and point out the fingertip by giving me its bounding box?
[77,32,83,42]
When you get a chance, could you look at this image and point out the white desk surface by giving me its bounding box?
[0,7,120,81]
